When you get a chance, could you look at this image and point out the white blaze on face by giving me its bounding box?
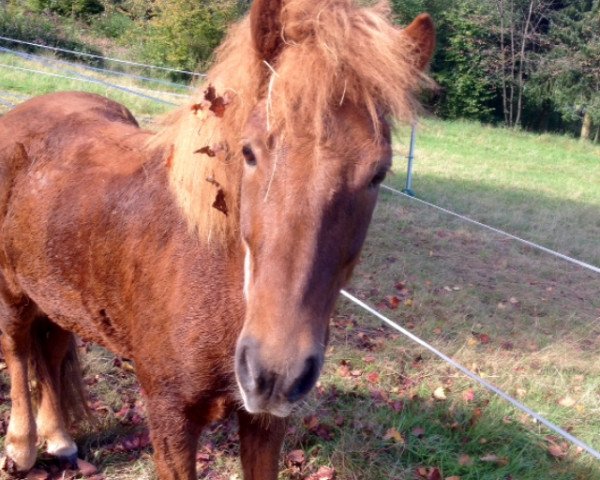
[243,241,252,300]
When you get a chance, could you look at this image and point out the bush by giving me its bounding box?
[27,0,104,18]
[92,12,132,39]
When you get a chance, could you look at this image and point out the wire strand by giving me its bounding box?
[340,289,600,460]
[381,184,600,275]
[0,45,192,96]
[0,35,205,77]
[0,51,177,107]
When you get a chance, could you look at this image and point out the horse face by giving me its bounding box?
[233,0,434,417]
[234,102,391,417]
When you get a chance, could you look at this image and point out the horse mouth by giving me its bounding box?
[237,384,296,418]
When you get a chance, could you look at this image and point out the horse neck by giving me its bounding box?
[164,106,244,247]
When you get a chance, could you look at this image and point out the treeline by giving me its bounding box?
[413,0,599,140]
[1,0,598,140]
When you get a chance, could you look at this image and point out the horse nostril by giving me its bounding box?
[287,355,321,403]
[235,338,276,398]
[235,343,253,390]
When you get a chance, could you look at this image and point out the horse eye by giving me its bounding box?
[369,169,387,188]
[242,145,257,167]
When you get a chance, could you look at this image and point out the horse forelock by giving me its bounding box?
[149,0,431,245]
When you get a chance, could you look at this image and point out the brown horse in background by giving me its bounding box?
[0,0,434,478]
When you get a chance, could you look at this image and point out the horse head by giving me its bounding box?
[234,0,435,417]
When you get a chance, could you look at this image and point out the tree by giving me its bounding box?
[27,0,104,17]
[489,0,555,128]
[132,0,247,73]
[531,0,599,140]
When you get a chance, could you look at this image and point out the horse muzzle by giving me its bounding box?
[234,336,324,417]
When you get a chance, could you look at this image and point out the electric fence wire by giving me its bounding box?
[0,35,205,77]
[340,289,600,461]
[0,96,14,108]
[0,47,177,107]
[381,184,600,275]
[0,44,192,93]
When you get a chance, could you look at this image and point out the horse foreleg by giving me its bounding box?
[32,320,78,462]
[145,397,200,480]
[238,411,286,480]
[1,325,37,471]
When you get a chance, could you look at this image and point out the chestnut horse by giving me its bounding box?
[0,0,434,478]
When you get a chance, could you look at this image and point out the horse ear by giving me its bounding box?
[404,13,435,71]
[250,0,284,63]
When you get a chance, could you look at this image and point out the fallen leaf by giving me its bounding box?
[445,477,461,480]
[433,387,447,400]
[471,332,491,344]
[558,396,576,407]
[307,465,336,480]
[416,467,442,479]
[212,189,228,216]
[366,372,380,384]
[548,444,567,459]
[428,468,442,480]
[77,458,98,477]
[386,296,401,309]
[304,415,319,431]
[480,454,509,466]
[25,469,50,480]
[462,389,475,402]
[195,146,216,157]
[458,454,472,466]
[337,364,351,377]
[383,427,404,443]
[286,449,305,467]
[196,452,211,462]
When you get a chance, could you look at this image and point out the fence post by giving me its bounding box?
[402,124,417,197]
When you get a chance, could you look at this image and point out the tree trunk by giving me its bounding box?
[508,0,516,127]
[515,0,535,128]
[498,0,509,125]
[580,111,592,141]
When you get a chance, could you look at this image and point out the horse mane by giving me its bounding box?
[149,0,431,246]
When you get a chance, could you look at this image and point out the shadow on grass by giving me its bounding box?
[385,171,600,267]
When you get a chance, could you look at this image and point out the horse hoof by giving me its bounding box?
[54,451,78,470]
[47,439,78,467]
[3,441,37,472]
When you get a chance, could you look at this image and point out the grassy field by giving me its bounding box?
[0,51,179,119]
[0,63,599,479]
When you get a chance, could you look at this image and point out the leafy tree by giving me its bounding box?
[431,2,496,121]
[131,0,247,73]
[530,0,599,140]
[27,0,104,17]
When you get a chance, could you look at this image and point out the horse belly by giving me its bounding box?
[1,162,136,357]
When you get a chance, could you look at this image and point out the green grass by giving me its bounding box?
[0,52,180,119]
[0,67,599,478]
[392,119,600,266]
